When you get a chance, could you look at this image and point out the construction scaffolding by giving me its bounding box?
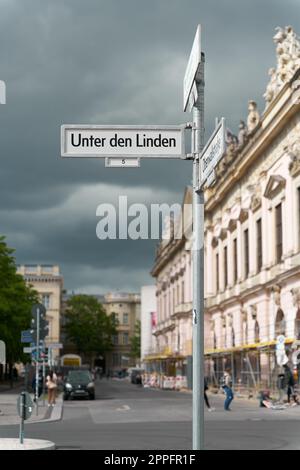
[205,338,299,394]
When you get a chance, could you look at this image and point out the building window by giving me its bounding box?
[216,253,219,292]
[298,187,300,248]
[231,327,235,347]
[42,294,50,309]
[181,281,184,303]
[233,238,238,283]
[123,313,129,325]
[111,312,119,324]
[255,321,260,343]
[122,333,129,345]
[295,309,300,339]
[224,246,228,288]
[256,218,262,272]
[112,353,121,367]
[275,203,282,263]
[112,334,119,345]
[244,229,249,278]
[275,309,285,336]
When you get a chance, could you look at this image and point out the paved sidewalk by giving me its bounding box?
[0,391,63,426]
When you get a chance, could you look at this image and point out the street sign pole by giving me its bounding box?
[42,352,46,407]
[192,54,205,451]
[19,392,25,444]
[35,307,40,415]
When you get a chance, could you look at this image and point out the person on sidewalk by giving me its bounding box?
[222,369,234,411]
[284,364,299,405]
[46,370,58,407]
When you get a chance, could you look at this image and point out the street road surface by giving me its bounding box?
[1,379,300,450]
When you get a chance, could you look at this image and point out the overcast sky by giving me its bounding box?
[0,0,299,294]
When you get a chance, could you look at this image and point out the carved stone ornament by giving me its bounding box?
[247,183,262,212]
[273,284,281,307]
[287,140,300,177]
[247,100,260,132]
[241,308,248,323]
[291,288,300,308]
[263,26,300,108]
[250,304,257,320]
[238,120,249,147]
[263,175,286,199]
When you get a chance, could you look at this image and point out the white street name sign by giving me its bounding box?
[61,125,185,159]
[47,343,63,349]
[200,118,226,184]
[183,24,201,112]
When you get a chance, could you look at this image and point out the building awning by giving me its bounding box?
[205,337,295,356]
[143,354,186,362]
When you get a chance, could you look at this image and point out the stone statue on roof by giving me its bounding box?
[263,26,300,108]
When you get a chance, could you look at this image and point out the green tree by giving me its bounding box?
[130,320,141,362]
[65,295,117,365]
[0,236,38,376]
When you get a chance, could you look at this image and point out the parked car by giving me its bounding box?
[63,370,95,400]
[130,369,144,384]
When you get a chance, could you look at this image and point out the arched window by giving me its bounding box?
[255,321,260,343]
[295,309,300,339]
[275,309,285,336]
[244,322,248,345]
[231,327,235,347]
[213,332,217,349]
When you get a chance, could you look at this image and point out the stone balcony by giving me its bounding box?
[172,301,192,318]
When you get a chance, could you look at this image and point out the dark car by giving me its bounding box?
[63,370,95,400]
[131,369,144,384]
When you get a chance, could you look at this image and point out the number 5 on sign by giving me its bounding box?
[105,157,140,167]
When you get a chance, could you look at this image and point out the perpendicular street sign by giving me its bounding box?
[61,125,185,159]
[200,118,226,186]
[21,330,33,343]
[23,347,32,354]
[183,24,201,111]
[0,340,6,364]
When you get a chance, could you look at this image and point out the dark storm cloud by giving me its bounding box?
[0,0,299,291]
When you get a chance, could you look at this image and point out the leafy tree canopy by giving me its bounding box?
[65,295,117,359]
[0,236,38,364]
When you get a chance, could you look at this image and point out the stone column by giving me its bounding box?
[248,209,255,276]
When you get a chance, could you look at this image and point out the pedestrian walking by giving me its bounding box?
[284,364,299,405]
[222,369,234,411]
[46,370,58,407]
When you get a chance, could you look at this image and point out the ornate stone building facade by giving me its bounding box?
[146,188,198,389]
[104,292,141,372]
[205,26,300,388]
[17,265,63,364]
[148,26,300,390]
